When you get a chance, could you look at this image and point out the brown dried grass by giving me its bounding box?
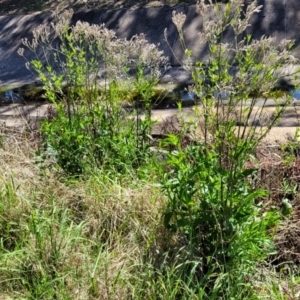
[0,125,168,298]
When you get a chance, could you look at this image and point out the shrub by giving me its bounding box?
[159,0,299,297]
[19,10,169,175]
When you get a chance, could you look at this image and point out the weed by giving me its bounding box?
[19,9,168,176]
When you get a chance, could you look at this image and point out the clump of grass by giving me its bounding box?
[19,9,169,176]
[0,128,170,299]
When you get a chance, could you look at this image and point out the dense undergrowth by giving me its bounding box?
[1,127,300,299]
[1,0,300,299]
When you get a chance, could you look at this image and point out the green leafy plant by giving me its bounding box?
[158,0,299,297]
[19,10,168,175]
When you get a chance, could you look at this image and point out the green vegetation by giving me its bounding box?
[0,0,300,299]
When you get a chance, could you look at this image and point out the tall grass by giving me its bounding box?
[19,9,168,176]
[0,130,169,299]
[0,132,297,299]
[159,0,299,298]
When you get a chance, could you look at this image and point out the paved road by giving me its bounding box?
[0,101,298,145]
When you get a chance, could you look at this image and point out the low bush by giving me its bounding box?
[158,0,299,297]
[13,0,300,298]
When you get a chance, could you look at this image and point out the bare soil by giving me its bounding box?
[2,0,300,273]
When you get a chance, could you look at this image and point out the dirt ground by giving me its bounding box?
[0,0,196,15]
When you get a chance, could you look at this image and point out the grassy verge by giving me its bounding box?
[1,1,300,299]
[0,0,197,15]
[0,125,299,299]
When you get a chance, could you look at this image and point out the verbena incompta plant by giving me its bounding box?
[14,1,300,298]
[159,0,300,298]
[18,9,169,175]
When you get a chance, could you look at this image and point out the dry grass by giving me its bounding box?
[0,127,169,299]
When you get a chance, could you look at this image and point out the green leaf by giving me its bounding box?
[281,198,293,216]
[241,168,257,177]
